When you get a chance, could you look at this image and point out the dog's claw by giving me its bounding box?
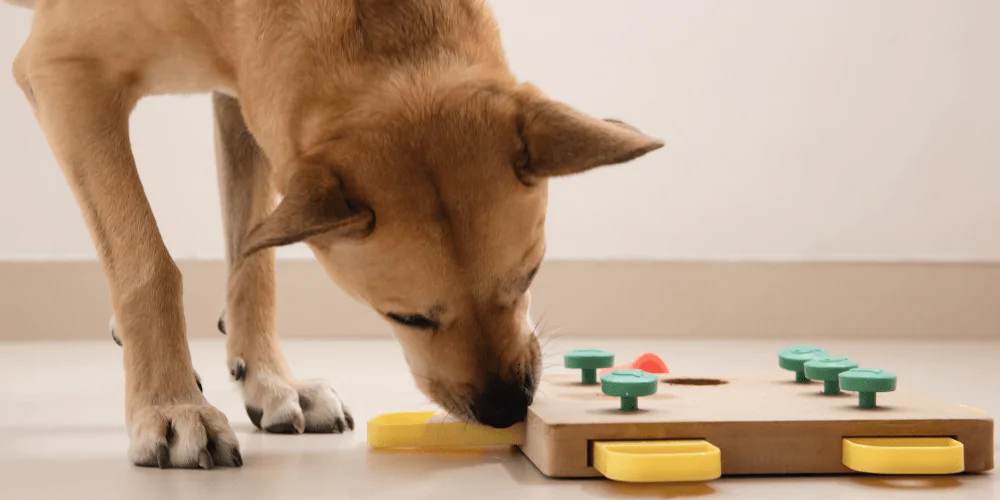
[198,450,214,470]
[156,443,171,469]
[217,311,226,335]
[264,421,301,434]
[109,315,123,347]
[245,406,263,429]
[229,357,246,381]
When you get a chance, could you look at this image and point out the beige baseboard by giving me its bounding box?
[0,260,998,341]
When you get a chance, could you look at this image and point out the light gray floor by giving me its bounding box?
[0,338,996,499]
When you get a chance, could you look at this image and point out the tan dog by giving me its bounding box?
[6,0,663,468]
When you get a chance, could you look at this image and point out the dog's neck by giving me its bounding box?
[217,0,509,177]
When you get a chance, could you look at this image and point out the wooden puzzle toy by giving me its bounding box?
[368,346,994,483]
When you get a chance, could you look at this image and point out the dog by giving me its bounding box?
[6,0,663,468]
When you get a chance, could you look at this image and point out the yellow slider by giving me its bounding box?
[367,411,524,450]
[593,440,722,483]
[842,437,965,475]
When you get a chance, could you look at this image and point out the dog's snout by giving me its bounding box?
[470,379,532,429]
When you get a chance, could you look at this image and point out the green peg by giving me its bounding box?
[804,357,859,395]
[564,349,615,384]
[840,368,897,409]
[778,346,830,383]
[600,369,659,411]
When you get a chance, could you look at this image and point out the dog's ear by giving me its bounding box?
[241,164,373,258]
[516,86,664,182]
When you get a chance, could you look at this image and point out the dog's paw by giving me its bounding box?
[230,357,354,434]
[128,401,242,469]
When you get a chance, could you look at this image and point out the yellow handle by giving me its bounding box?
[367,411,523,450]
[842,437,965,475]
[592,440,722,483]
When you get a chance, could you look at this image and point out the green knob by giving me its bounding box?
[778,346,830,383]
[840,368,897,409]
[564,349,615,384]
[600,369,658,411]
[804,357,859,395]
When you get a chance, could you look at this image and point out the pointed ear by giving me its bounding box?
[516,87,664,181]
[241,164,373,258]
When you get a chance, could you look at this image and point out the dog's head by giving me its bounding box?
[243,72,662,428]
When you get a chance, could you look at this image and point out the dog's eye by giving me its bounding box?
[518,265,540,293]
[386,313,438,330]
[526,266,539,284]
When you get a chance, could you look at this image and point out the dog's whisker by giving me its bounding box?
[531,309,551,337]
[537,313,558,338]
[437,395,460,420]
[539,327,568,347]
[463,404,474,430]
[525,310,557,349]
[537,321,565,340]
[540,337,570,358]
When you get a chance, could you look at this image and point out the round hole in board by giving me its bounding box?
[662,377,729,386]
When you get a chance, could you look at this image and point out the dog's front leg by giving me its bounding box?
[213,92,353,434]
[15,58,241,468]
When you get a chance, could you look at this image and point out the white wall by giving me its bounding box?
[1,0,998,262]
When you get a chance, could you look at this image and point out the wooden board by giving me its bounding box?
[519,372,994,478]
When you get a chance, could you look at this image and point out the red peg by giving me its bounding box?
[599,352,669,375]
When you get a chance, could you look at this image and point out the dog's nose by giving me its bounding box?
[470,380,531,429]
